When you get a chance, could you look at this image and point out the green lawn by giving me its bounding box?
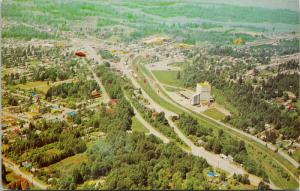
[45,153,88,174]
[16,81,50,94]
[45,148,63,155]
[152,70,184,87]
[3,25,55,40]
[203,108,225,121]
[292,148,300,163]
[131,116,149,133]
[164,85,182,92]
[295,100,300,110]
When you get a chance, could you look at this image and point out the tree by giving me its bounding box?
[219,172,226,181]
[218,129,224,138]
[258,181,270,190]
[212,139,222,154]
[265,130,277,144]
[104,61,111,67]
[283,93,289,101]
[2,164,7,184]
[20,76,27,84]
[72,168,83,184]
[156,112,168,125]
[176,71,181,79]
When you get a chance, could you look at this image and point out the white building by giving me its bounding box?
[197,81,211,101]
[191,93,200,105]
[191,81,211,105]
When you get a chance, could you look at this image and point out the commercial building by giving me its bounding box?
[191,93,200,105]
[191,81,211,105]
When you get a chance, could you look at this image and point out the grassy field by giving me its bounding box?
[203,108,225,121]
[131,116,149,133]
[45,153,88,174]
[152,70,184,87]
[295,100,300,110]
[3,25,55,40]
[142,3,299,24]
[212,88,239,115]
[16,81,50,94]
[164,86,182,92]
[292,148,300,163]
[134,60,299,189]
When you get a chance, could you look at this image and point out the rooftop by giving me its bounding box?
[198,81,211,87]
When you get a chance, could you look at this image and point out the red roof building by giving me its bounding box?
[75,51,86,57]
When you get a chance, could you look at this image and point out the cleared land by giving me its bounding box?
[131,116,150,133]
[16,81,50,94]
[44,154,88,174]
[203,108,226,121]
[152,70,184,87]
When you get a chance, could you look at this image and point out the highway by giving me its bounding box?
[125,64,274,188]
[79,41,172,144]
[78,41,282,188]
[125,94,170,144]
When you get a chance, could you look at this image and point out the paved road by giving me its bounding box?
[125,95,170,144]
[86,63,110,104]
[70,40,283,188]
[81,43,171,144]
[71,39,111,104]
[3,157,48,189]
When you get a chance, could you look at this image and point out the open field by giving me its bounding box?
[203,108,226,121]
[292,149,300,163]
[152,70,184,87]
[16,81,50,94]
[3,25,55,40]
[131,116,150,133]
[44,153,88,175]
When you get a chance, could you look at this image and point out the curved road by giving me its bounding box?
[125,95,170,144]
[82,44,170,144]
[74,40,281,188]
[122,61,276,188]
